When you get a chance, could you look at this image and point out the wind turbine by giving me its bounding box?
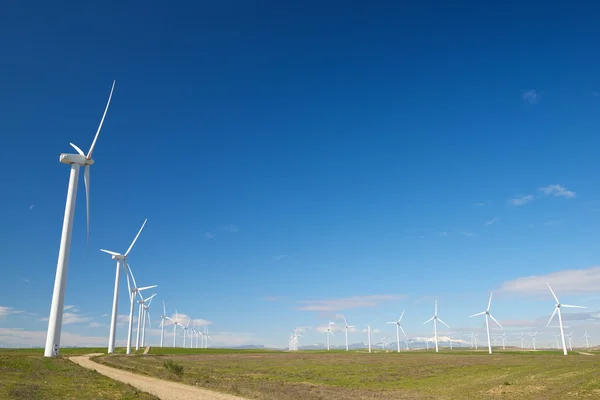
[500,332,507,350]
[529,331,538,350]
[203,327,210,348]
[44,81,116,358]
[546,283,586,356]
[100,218,148,354]
[583,330,591,349]
[182,319,191,348]
[423,300,450,353]
[468,292,502,355]
[340,316,354,351]
[124,264,156,354]
[519,333,524,349]
[448,334,456,350]
[380,337,387,351]
[141,294,156,348]
[159,301,168,347]
[325,320,335,350]
[171,311,183,347]
[365,323,373,353]
[566,331,574,351]
[386,310,407,353]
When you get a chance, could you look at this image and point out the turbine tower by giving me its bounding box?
[365,324,373,353]
[44,81,115,358]
[386,310,407,353]
[100,218,148,353]
[546,283,585,356]
[159,301,168,347]
[529,331,538,351]
[141,294,156,347]
[423,300,450,353]
[583,330,591,349]
[468,292,502,355]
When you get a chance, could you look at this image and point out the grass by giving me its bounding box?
[0,352,158,400]
[93,349,600,399]
[0,347,137,356]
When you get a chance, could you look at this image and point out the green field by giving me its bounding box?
[0,349,157,400]
[92,348,600,399]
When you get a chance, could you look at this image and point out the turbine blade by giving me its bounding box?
[438,318,450,328]
[386,322,396,324]
[125,218,147,257]
[138,285,158,292]
[84,165,90,256]
[100,249,120,256]
[423,317,434,324]
[399,309,405,322]
[468,311,486,318]
[126,262,138,289]
[546,282,560,304]
[547,307,558,327]
[487,292,493,311]
[489,314,503,329]
[87,80,115,159]
[435,300,438,316]
[69,143,85,156]
[163,300,166,316]
[399,326,407,337]
[561,304,586,309]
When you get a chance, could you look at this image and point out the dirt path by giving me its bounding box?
[577,351,594,356]
[69,354,247,400]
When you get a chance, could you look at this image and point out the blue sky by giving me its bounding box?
[1,1,600,349]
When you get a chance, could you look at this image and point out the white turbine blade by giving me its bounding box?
[69,143,85,156]
[399,326,407,337]
[126,263,138,289]
[487,292,493,311]
[547,307,558,327]
[561,304,586,309]
[386,322,396,324]
[125,269,132,294]
[342,316,348,326]
[330,331,335,336]
[423,317,434,324]
[147,312,152,328]
[125,218,147,257]
[163,300,166,316]
[468,311,486,318]
[489,314,503,329]
[146,294,156,305]
[546,282,560,304]
[83,165,90,255]
[100,249,120,256]
[398,309,405,322]
[138,285,158,292]
[87,80,115,159]
[438,318,450,328]
[434,300,438,316]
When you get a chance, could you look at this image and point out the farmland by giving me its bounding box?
[92,348,600,399]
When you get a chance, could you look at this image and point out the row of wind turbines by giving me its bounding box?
[42,81,212,357]
[289,284,591,356]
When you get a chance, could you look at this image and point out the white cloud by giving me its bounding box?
[63,312,92,325]
[204,232,216,239]
[539,184,576,199]
[64,305,78,312]
[89,322,104,328]
[498,266,600,295]
[0,328,117,347]
[0,306,23,318]
[297,295,406,312]
[272,255,287,261]
[439,232,448,237]
[360,328,381,334]
[485,217,499,226]
[221,225,240,233]
[117,314,136,325]
[523,89,541,104]
[29,204,34,210]
[260,296,283,301]
[509,194,535,206]
[460,231,475,237]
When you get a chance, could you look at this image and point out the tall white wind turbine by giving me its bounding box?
[325,320,335,350]
[423,300,450,353]
[124,264,156,354]
[44,81,116,358]
[159,301,168,347]
[546,283,586,356]
[182,319,191,348]
[100,218,148,353]
[203,327,210,348]
[583,330,591,349]
[468,292,502,355]
[519,333,524,349]
[365,324,373,353]
[529,331,538,350]
[171,310,183,347]
[141,294,156,347]
[566,331,574,351]
[386,310,407,353]
[340,316,354,351]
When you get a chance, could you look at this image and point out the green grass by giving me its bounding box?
[0,353,158,400]
[93,350,600,399]
[0,347,137,356]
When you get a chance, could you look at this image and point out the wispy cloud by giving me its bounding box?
[0,306,24,318]
[89,322,104,328]
[297,295,406,312]
[63,312,92,325]
[221,225,240,233]
[508,194,535,206]
[460,231,475,237]
[485,217,499,226]
[272,255,287,261]
[439,232,449,237]
[203,232,216,239]
[260,296,283,302]
[29,204,34,211]
[498,266,600,296]
[539,184,576,199]
[0,328,116,347]
[522,89,541,104]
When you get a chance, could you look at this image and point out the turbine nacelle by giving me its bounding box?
[59,153,95,166]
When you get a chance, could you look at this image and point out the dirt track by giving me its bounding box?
[69,354,247,400]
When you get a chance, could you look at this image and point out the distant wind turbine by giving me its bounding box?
[325,320,335,350]
[386,310,407,353]
[583,330,591,349]
[468,292,502,355]
[365,323,373,353]
[340,316,354,351]
[423,300,450,353]
[159,301,168,348]
[529,331,538,351]
[124,265,156,354]
[546,283,586,356]
[44,81,115,358]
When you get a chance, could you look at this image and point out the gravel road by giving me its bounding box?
[69,354,248,400]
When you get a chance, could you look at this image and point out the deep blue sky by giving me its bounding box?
[1,1,599,349]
